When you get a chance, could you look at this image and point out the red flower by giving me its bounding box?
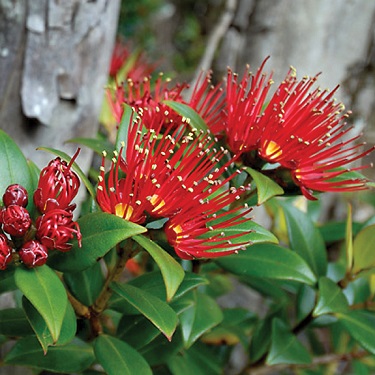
[19,240,48,268]
[109,41,156,81]
[187,71,226,134]
[3,184,28,207]
[1,205,31,237]
[106,75,188,128]
[164,191,253,260]
[0,234,12,270]
[34,150,81,213]
[255,68,374,199]
[36,208,82,252]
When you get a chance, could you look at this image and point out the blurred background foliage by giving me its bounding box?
[118,0,223,76]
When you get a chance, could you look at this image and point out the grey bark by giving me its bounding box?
[0,1,120,372]
[0,0,120,172]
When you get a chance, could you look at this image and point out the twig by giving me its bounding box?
[186,0,237,98]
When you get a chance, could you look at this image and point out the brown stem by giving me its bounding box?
[66,289,90,319]
[90,241,136,335]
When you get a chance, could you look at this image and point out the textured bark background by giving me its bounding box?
[0,1,120,373]
[0,0,120,171]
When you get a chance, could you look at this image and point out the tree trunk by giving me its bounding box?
[0,0,120,171]
[0,1,120,373]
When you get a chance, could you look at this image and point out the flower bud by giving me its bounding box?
[1,205,31,237]
[3,184,29,208]
[36,208,82,252]
[19,240,48,268]
[0,234,12,270]
[33,150,81,213]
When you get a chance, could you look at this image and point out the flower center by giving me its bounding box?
[115,203,134,220]
[149,194,166,212]
[263,140,282,160]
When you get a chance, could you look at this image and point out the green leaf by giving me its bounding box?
[207,213,279,247]
[352,224,375,274]
[163,100,208,132]
[115,103,135,152]
[23,297,77,353]
[117,314,161,349]
[0,130,33,205]
[67,137,114,156]
[313,277,349,317]
[279,202,327,277]
[111,282,178,340]
[337,310,375,354]
[179,291,223,348]
[168,345,223,375]
[0,308,33,336]
[133,235,184,301]
[36,146,96,201]
[140,326,184,366]
[216,243,317,285]
[15,265,67,343]
[244,167,284,204]
[5,337,94,373]
[64,262,104,306]
[48,212,147,272]
[266,319,311,365]
[94,334,152,375]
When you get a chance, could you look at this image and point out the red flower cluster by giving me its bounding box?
[106,58,374,200]
[0,151,82,270]
[96,117,252,259]
[194,61,374,200]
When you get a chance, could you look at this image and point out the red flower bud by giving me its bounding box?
[19,240,48,268]
[33,149,81,213]
[0,234,12,270]
[3,184,28,207]
[36,208,82,252]
[1,205,31,237]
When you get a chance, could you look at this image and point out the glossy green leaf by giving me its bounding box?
[352,224,375,274]
[179,291,223,348]
[117,314,161,349]
[168,345,223,375]
[64,262,104,306]
[94,334,152,375]
[15,265,67,343]
[0,267,17,294]
[0,308,33,336]
[163,100,208,132]
[0,130,33,205]
[207,213,278,248]
[313,277,349,317]
[5,337,94,373]
[337,310,375,354]
[48,212,147,272]
[111,282,178,340]
[67,137,114,157]
[23,297,77,353]
[245,167,284,204]
[115,103,135,152]
[133,235,184,301]
[279,202,327,277]
[216,243,317,285]
[140,327,184,366]
[266,319,311,365]
[240,275,289,302]
[36,146,96,200]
